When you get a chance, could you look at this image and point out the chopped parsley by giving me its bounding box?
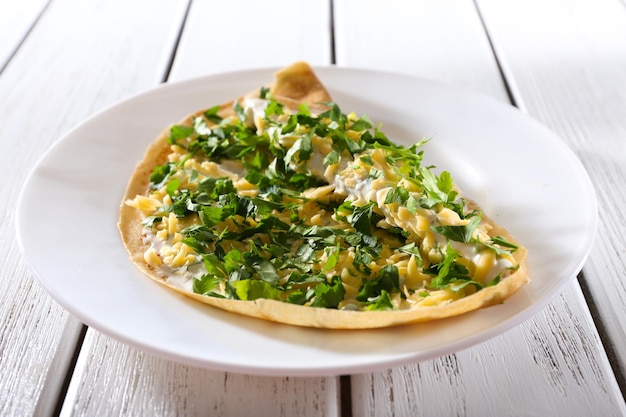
[137,91,519,311]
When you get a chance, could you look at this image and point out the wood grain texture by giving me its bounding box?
[169,0,332,81]
[334,0,626,415]
[1,0,189,415]
[6,0,624,416]
[333,0,509,102]
[0,0,49,71]
[476,0,626,381]
[61,331,339,417]
[352,287,625,417]
[57,1,339,416]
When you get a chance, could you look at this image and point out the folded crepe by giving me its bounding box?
[119,62,528,329]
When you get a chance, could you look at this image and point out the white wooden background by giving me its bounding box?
[1,0,625,416]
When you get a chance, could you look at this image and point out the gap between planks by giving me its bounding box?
[33,317,87,417]
[160,0,193,84]
[0,0,51,74]
[577,270,626,399]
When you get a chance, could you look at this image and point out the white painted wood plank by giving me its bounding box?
[59,2,339,417]
[0,0,49,71]
[352,287,625,417]
[333,0,509,102]
[0,0,189,416]
[61,331,340,417]
[169,0,332,81]
[334,0,626,415]
[476,0,626,379]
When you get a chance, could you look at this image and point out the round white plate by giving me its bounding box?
[16,67,597,376]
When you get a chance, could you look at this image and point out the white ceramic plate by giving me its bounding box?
[16,67,597,376]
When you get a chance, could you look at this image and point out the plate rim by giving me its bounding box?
[15,65,598,376]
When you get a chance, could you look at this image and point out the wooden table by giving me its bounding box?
[2,0,626,415]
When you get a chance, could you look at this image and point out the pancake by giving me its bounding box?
[118,62,528,329]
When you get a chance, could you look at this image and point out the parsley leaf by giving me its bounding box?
[351,202,382,240]
[203,106,223,124]
[202,253,229,279]
[168,125,194,145]
[286,289,315,305]
[384,186,409,205]
[264,99,284,117]
[319,103,347,129]
[448,279,483,293]
[323,150,341,166]
[349,116,373,132]
[398,242,424,267]
[193,274,221,295]
[490,236,519,251]
[284,132,313,164]
[431,213,482,243]
[166,178,180,196]
[359,154,374,166]
[230,279,281,301]
[310,276,345,308]
[323,244,341,272]
[429,244,478,291]
[356,264,399,301]
[420,167,450,202]
[142,216,162,228]
[233,102,246,122]
[365,290,394,311]
[252,259,280,285]
[150,163,174,189]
